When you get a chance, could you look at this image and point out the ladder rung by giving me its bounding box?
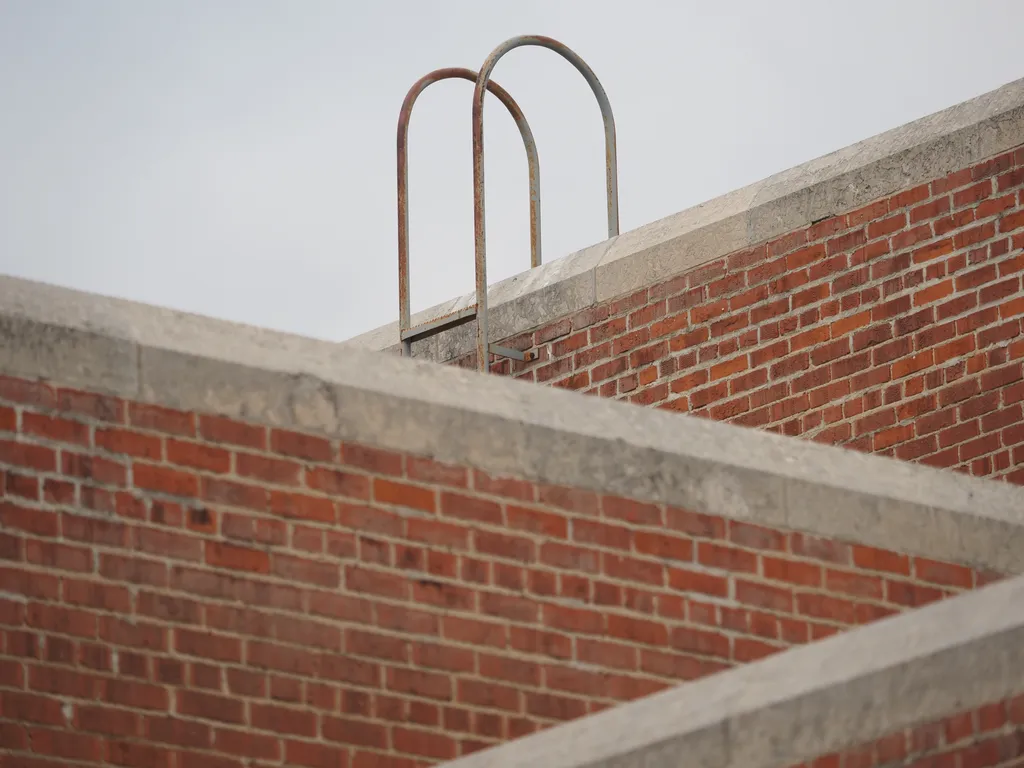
[401,305,478,343]
[401,306,537,363]
[489,343,537,363]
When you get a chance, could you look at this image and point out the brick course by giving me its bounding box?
[0,374,1009,766]
[462,146,1024,485]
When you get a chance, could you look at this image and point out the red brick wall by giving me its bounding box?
[796,696,1024,768]
[0,374,1007,767]
[466,146,1024,485]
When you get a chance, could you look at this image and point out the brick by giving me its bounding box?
[763,556,822,587]
[173,628,242,663]
[913,557,973,588]
[710,355,748,380]
[972,151,1014,180]
[892,350,934,380]
[126,402,192,434]
[387,666,453,702]
[198,414,266,449]
[26,539,93,573]
[96,558,165,595]
[137,590,201,625]
[26,727,103,761]
[106,740,174,768]
[21,411,91,446]
[474,529,535,563]
[602,552,664,586]
[573,518,632,550]
[852,545,910,575]
[954,221,997,249]
[889,183,931,208]
[55,388,123,422]
[234,451,300,486]
[78,705,138,737]
[953,180,992,208]
[61,450,127,486]
[323,716,387,749]
[102,679,168,711]
[251,702,317,737]
[735,580,794,612]
[667,626,729,660]
[826,229,867,256]
[0,375,57,408]
[306,467,371,499]
[471,469,535,501]
[0,439,56,471]
[146,716,211,748]
[64,578,132,612]
[346,565,408,600]
[215,727,280,759]
[205,541,270,573]
[134,463,199,498]
[0,406,14,434]
[696,541,756,573]
[0,499,57,537]
[867,212,906,239]
[913,278,954,307]
[886,580,944,608]
[134,526,203,562]
[825,569,884,599]
[1001,208,1024,233]
[506,505,568,539]
[612,328,650,356]
[909,197,951,224]
[95,427,162,459]
[796,592,858,624]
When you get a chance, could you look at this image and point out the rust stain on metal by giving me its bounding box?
[471,35,619,371]
[395,37,616,374]
[397,67,541,359]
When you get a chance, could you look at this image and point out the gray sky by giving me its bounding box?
[1,1,1022,343]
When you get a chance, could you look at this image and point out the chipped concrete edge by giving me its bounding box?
[1,274,1023,574]
[437,573,1024,768]
[344,75,1024,363]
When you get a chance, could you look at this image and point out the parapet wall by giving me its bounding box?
[440,573,1024,768]
[0,273,1022,766]
[348,76,1024,486]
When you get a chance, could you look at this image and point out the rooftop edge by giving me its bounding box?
[437,572,1024,768]
[1,273,1022,572]
[344,75,1024,364]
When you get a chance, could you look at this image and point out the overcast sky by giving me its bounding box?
[1,1,1022,343]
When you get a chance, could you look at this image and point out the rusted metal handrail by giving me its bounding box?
[397,67,541,358]
[471,35,619,370]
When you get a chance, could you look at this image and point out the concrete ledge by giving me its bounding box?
[345,76,1024,363]
[1,274,1023,572]
[437,573,1024,768]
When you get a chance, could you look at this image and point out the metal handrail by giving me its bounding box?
[397,67,541,357]
[471,35,619,369]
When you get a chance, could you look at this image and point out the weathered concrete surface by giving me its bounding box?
[436,573,1024,768]
[1,274,1023,573]
[345,75,1024,363]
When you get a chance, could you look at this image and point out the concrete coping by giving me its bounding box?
[437,572,1024,768]
[1,274,1023,574]
[344,75,1024,363]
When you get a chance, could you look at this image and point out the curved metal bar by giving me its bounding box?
[397,67,541,357]
[472,35,619,371]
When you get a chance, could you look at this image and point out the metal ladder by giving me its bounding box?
[397,35,620,373]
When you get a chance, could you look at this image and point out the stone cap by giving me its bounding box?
[344,75,1024,363]
[437,572,1024,768]
[1,274,1023,573]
